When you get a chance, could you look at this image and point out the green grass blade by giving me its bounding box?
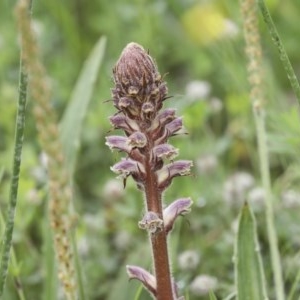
[287,268,300,300]
[235,203,268,300]
[209,290,218,300]
[258,0,300,106]
[0,32,30,297]
[42,213,57,300]
[59,36,106,300]
[60,36,107,174]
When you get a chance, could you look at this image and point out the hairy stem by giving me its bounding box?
[144,153,173,300]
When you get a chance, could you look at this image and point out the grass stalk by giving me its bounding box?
[0,2,31,294]
[15,0,77,298]
[240,0,285,299]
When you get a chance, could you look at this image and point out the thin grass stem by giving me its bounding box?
[0,7,30,293]
[257,0,300,106]
[241,0,285,299]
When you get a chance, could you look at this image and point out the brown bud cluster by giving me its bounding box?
[112,42,168,121]
[107,42,192,192]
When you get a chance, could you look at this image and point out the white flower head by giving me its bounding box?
[102,179,125,200]
[281,190,300,208]
[223,172,255,206]
[248,186,265,210]
[178,250,200,271]
[222,19,239,38]
[190,274,218,296]
[196,154,218,175]
[185,80,211,101]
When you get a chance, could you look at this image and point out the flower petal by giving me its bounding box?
[164,198,193,234]
[128,131,147,148]
[152,144,179,161]
[126,265,157,297]
[105,136,132,153]
[165,117,183,136]
[109,114,139,133]
[111,158,145,180]
[150,108,177,132]
[157,160,193,190]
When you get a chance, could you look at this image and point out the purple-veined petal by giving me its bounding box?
[150,108,177,132]
[157,160,193,190]
[105,136,132,153]
[163,198,193,234]
[109,114,140,133]
[165,117,183,136]
[152,144,179,161]
[126,265,157,297]
[110,158,145,179]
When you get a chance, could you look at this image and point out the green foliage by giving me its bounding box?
[1,0,300,299]
[60,36,107,175]
[235,203,267,300]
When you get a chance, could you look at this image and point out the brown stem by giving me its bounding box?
[144,153,174,300]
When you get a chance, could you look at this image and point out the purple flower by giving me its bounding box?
[111,158,145,180]
[157,160,193,190]
[126,265,157,297]
[105,136,132,153]
[128,131,147,148]
[164,198,193,234]
[152,144,179,161]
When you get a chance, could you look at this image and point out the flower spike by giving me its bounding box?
[106,42,193,299]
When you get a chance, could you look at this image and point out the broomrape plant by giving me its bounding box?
[106,43,193,300]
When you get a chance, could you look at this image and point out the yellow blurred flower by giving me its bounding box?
[181,3,226,45]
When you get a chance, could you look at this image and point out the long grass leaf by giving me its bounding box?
[235,203,268,300]
[59,36,106,300]
[60,36,107,175]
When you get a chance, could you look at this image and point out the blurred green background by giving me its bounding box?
[1,0,300,299]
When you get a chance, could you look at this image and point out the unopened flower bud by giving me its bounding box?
[112,42,168,119]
